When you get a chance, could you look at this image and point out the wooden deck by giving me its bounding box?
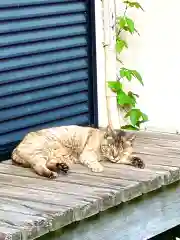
[1,131,180,240]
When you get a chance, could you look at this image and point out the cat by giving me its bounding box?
[11,125,145,178]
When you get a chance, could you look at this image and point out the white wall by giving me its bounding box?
[116,0,180,133]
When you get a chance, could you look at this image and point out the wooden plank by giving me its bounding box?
[1,130,180,239]
[0,152,176,195]
[0,170,142,239]
[0,225,21,240]
[0,209,49,240]
[40,182,180,240]
[2,158,178,187]
[0,197,73,237]
[71,164,164,193]
[0,183,106,239]
[136,153,180,167]
[0,160,163,197]
[1,160,137,187]
[135,137,180,147]
[135,141,180,154]
[0,197,73,232]
[135,139,180,152]
[103,162,180,185]
[142,164,180,185]
[0,183,103,221]
[0,160,164,240]
[0,173,123,212]
[134,145,180,158]
[0,163,143,203]
[135,130,180,141]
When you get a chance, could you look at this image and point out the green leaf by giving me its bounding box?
[128,92,137,104]
[121,124,140,131]
[132,2,144,11]
[120,68,126,78]
[124,70,132,81]
[141,112,148,121]
[123,26,131,32]
[125,17,135,33]
[117,90,135,106]
[123,1,144,11]
[125,109,149,127]
[120,68,143,85]
[129,94,136,107]
[120,68,133,81]
[108,81,122,92]
[118,17,126,28]
[125,108,141,126]
[123,1,130,4]
[116,39,128,53]
[130,70,144,85]
[136,120,146,127]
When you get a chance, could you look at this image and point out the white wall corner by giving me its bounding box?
[94,0,108,128]
[102,0,121,129]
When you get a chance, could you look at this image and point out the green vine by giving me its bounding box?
[108,1,148,131]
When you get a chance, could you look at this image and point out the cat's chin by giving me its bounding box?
[108,157,120,163]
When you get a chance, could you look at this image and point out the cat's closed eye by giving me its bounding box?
[112,149,118,157]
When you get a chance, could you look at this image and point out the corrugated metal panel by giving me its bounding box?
[0,0,97,159]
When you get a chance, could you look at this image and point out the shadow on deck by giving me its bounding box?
[1,131,180,240]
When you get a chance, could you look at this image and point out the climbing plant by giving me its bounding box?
[108,1,148,131]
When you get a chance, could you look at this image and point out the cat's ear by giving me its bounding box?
[127,133,136,142]
[104,124,115,138]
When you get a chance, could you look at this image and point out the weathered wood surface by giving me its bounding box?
[0,131,180,239]
[40,182,180,240]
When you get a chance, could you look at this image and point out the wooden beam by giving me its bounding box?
[40,182,180,240]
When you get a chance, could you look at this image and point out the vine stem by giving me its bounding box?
[117,5,128,36]
[124,5,128,16]
[116,75,122,81]
[116,4,131,127]
[110,1,148,130]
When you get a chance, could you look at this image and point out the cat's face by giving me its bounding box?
[101,125,136,162]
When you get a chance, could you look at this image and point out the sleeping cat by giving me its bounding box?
[11,125,145,178]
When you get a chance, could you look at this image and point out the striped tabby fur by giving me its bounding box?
[11,125,145,178]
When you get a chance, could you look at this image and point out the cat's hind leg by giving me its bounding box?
[16,153,58,178]
[26,155,58,178]
[12,147,59,178]
[11,148,31,168]
[32,162,58,178]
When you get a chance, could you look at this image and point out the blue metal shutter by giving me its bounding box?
[0,0,97,159]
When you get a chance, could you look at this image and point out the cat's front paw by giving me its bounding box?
[131,156,145,169]
[56,162,69,174]
[91,165,104,173]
